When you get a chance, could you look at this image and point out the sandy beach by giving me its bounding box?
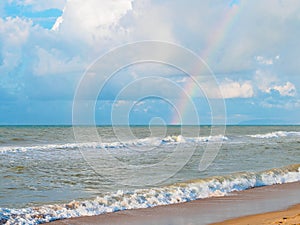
[213,204,300,225]
[50,181,300,225]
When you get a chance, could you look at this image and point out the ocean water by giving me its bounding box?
[0,125,300,224]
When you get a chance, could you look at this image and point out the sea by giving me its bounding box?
[0,125,300,224]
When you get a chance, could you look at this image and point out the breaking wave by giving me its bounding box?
[1,164,300,224]
[249,131,300,139]
[0,135,228,154]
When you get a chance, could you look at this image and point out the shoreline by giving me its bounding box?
[212,203,300,225]
[50,181,300,225]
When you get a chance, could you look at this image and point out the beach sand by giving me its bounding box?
[212,204,300,225]
[50,182,300,225]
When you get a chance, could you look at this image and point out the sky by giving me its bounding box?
[0,0,300,125]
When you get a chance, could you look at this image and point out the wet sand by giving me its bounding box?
[212,204,300,225]
[50,182,300,225]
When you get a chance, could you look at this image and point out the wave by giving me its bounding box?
[1,130,298,154]
[0,135,228,154]
[1,164,300,224]
[162,135,228,143]
[249,131,300,139]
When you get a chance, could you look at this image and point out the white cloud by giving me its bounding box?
[0,17,31,47]
[52,16,63,31]
[173,0,300,74]
[254,55,280,65]
[52,0,177,48]
[1,0,300,108]
[124,0,176,42]
[3,0,300,77]
[52,0,133,44]
[219,79,254,99]
[33,47,84,76]
[199,78,254,99]
[267,81,296,97]
[0,17,32,71]
[254,70,278,93]
[254,70,297,97]
[255,56,272,65]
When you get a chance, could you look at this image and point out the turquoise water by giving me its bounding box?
[0,126,300,224]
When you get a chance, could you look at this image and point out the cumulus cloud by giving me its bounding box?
[52,0,176,47]
[0,17,31,47]
[33,47,84,76]
[1,0,300,124]
[267,81,296,97]
[254,70,278,92]
[254,70,297,97]
[52,0,133,44]
[123,0,176,42]
[0,17,32,71]
[51,16,63,31]
[5,0,300,80]
[219,79,254,99]
[198,78,254,99]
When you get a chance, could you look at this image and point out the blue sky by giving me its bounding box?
[0,0,300,125]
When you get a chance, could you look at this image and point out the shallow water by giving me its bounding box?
[0,126,300,224]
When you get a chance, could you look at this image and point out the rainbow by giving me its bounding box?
[171,2,242,125]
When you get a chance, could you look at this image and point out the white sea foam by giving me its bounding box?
[0,135,228,154]
[249,131,300,139]
[1,164,299,224]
